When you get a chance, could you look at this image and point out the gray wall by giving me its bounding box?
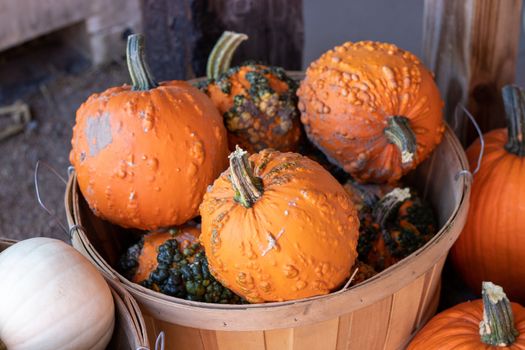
[303,0,525,85]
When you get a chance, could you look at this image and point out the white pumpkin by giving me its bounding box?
[0,237,115,350]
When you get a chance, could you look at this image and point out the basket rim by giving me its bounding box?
[65,122,470,330]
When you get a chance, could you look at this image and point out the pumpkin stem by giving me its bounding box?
[480,281,519,346]
[229,145,263,208]
[206,31,249,79]
[372,188,411,228]
[502,85,525,156]
[126,34,158,91]
[385,116,417,165]
[346,179,380,208]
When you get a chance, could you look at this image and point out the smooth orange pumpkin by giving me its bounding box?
[200,31,301,153]
[451,85,525,303]
[70,34,229,230]
[297,41,445,183]
[199,147,359,302]
[408,282,525,349]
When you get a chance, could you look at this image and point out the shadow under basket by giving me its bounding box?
[0,239,151,350]
[66,124,470,350]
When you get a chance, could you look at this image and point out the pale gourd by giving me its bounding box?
[0,238,115,350]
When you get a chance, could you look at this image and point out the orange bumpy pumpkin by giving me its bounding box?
[199,31,301,153]
[451,85,525,303]
[408,282,525,349]
[199,147,359,302]
[70,34,229,230]
[297,41,445,183]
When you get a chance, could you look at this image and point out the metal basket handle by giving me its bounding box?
[453,104,485,182]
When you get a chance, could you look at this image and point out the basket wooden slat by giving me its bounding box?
[0,239,151,350]
[65,88,471,349]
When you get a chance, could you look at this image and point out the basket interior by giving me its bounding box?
[74,128,466,274]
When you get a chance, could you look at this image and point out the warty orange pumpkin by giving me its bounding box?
[297,41,445,183]
[451,85,525,303]
[70,34,229,230]
[199,31,302,153]
[199,147,359,302]
[408,282,525,349]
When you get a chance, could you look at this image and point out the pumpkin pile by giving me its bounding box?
[69,31,442,304]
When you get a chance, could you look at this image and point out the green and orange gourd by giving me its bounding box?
[199,31,302,153]
[199,147,359,302]
[354,186,437,272]
[70,34,229,230]
[297,41,445,184]
[119,224,242,303]
[452,85,525,303]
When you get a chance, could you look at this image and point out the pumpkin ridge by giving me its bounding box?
[3,244,88,322]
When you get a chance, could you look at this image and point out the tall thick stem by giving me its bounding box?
[126,34,158,91]
[480,281,519,346]
[502,85,525,156]
[206,31,248,79]
[384,116,417,165]
[229,146,263,208]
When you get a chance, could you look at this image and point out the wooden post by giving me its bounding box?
[422,0,522,145]
[141,0,304,81]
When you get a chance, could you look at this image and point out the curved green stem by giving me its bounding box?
[126,34,158,91]
[346,179,380,208]
[372,188,411,228]
[480,281,519,346]
[206,31,248,79]
[502,85,525,156]
[384,116,417,165]
[229,146,263,208]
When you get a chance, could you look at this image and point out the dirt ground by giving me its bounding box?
[0,61,128,241]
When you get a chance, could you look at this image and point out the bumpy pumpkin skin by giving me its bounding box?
[408,300,525,349]
[298,41,445,183]
[203,63,302,153]
[199,149,359,302]
[70,81,229,230]
[451,128,525,302]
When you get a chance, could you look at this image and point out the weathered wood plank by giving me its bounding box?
[141,0,304,80]
[0,0,93,51]
[423,0,522,144]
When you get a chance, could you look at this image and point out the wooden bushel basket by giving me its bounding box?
[0,238,151,350]
[65,73,471,349]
